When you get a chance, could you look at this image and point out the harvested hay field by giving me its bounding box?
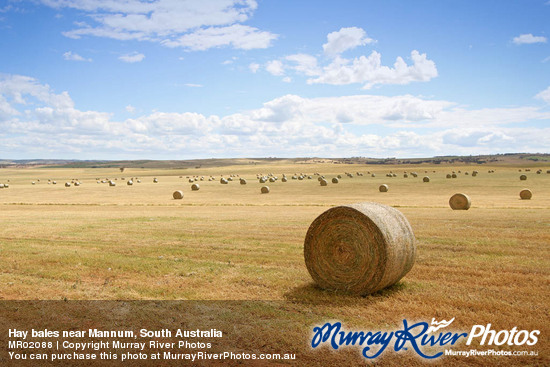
[0,161,549,366]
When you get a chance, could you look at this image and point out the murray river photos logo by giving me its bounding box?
[310,318,540,359]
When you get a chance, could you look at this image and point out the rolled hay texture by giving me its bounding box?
[379,184,389,192]
[519,189,532,200]
[320,179,328,186]
[240,178,247,185]
[423,176,430,182]
[449,193,471,210]
[261,186,270,194]
[520,175,527,181]
[191,183,200,191]
[173,190,184,199]
[304,202,416,295]
[332,177,339,184]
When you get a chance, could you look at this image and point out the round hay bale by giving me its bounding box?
[298,176,304,180]
[191,183,200,191]
[332,177,339,184]
[189,179,194,183]
[269,177,276,182]
[449,193,471,210]
[127,180,133,186]
[337,174,342,179]
[32,181,36,185]
[320,179,328,186]
[65,182,71,187]
[423,176,430,182]
[3,184,8,188]
[282,177,288,182]
[220,178,228,184]
[74,182,80,186]
[261,186,270,194]
[472,171,478,177]
[547,170,550,174]
[240,178,247,185]
[52,181,57,184]
[452,173,457,178]
[0,184,4,188]
[109,181,116,187]
[137,179,141,183]
[520,174,527,181]
[519,189,532,200]
[446,174,452,179]
[173,190,184,199]
[153,178,158,183]
[259,177,267,183]
[403,173,408,178]
[379,184,388,192]
[371,173,376,177]
[303,202,416,295]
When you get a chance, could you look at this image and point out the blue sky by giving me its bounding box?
[0,0,549,159]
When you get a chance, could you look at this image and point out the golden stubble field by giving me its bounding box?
[0,161,549,366]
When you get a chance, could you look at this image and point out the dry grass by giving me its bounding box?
[0,163,549,366]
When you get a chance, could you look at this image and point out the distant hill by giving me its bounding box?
[0,153,549,169]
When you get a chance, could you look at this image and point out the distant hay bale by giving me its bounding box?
[379,184,388,192]
[3,184,8,188]
[472,171,478,177]
[259,177,267,183]
[423,176,430,182]
[282,177,288,182]
[446,174,452,179]
[137,179,141,183]
[189,179,194,183]
[173,190,184,199]
[547,170,550,174]
[332,177,339,184]
[320,179,328,186]
[240,178,247,185]
[32,181,36,185]
[191,183,200,191]
[519,189,532,200]
[261,186,270,194]
[65,182,71,187]
[371,173,376,177]
[337,174,342,179]
[52,181,57,184]
[220,178,229,184]
[403,173,408,178]
[269,177,276,182]
[0,184,4,188]
[153,178,158,183]
[74,182,80,186]
[127,180,133,185]
[449,193,471,210]
[109,181,116,187]
[519,175,527,181]
[452,173,457,178]
[298,176,304,180]
[303,202,416,295]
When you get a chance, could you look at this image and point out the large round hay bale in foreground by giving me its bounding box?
[519,189,532,200]
[261,186,270,194]
[191,183,200,191]
[449,193,471,210]
[519,175,527,181]
[304,202,416,295]
[423,176,430,182]
[379,184,388,192]
[173,190,184,199]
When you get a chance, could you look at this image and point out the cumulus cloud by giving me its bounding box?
[249,63,260,73]
[1,74,549,159]
[39,0,277,51]
[63,51,91,62]
[513,34,547,45]
[255,27,437,88]
[118,52,145,63]
[323,27,376,56]
[535,86,550,103]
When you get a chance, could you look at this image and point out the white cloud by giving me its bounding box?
[118,52,145,63]
[535,86,550,103]
[265,60,285,76]
[63,51,91,62]
[1,74,549,159]
[308,50,438,89]
[184,83,203,88]
[41,0,277,51]
[257,28,437,88]
[161,24,277,50]
[512,34,547,45]
[249,63,260,73]
[323,27,376,56]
